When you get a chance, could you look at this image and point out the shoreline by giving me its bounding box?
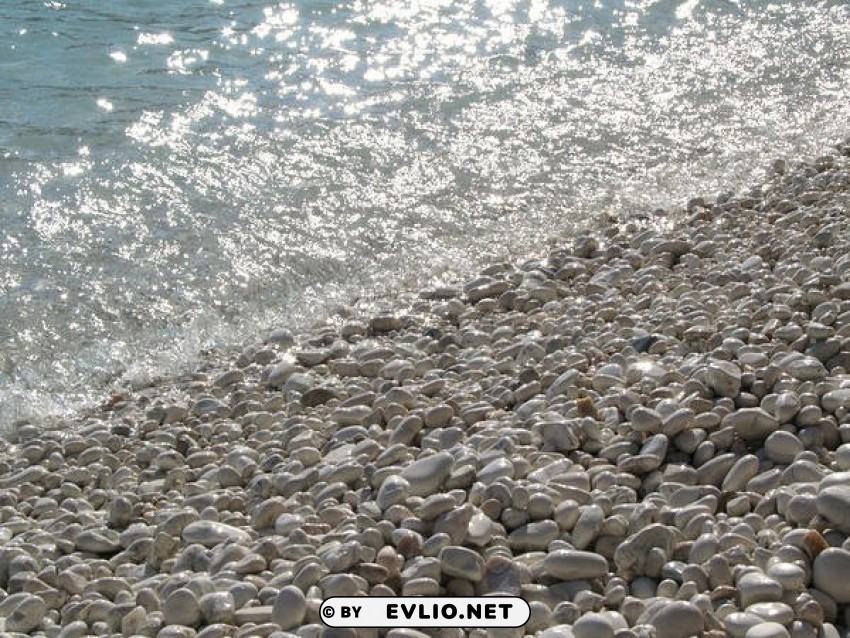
[1,137,850,637]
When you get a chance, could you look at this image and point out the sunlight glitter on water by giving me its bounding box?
[0,1,849,432]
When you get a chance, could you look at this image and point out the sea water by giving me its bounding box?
[1,0,849,432]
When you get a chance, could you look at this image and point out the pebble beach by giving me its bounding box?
[2,140,850,638]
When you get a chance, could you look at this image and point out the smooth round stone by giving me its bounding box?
[107,496,135,528]
[738,572,783,607]
[439,545,484,582]
[572,612,614,638]
[275,513,303,535]
[401,452,454,497]
[724,612,763,638]
[164,588,202,627]
[813,548,850,603]
[527,493,555,519]
[723,408,778,441]
[424,405,454,428]
[0,592,47,633]
[572,505,604,550]
[821,389,850,413]
[766,562,806,591]
[773,392,801,423]
[199,592,236,625]
[478,458,514,485]
[331,405,372,425]
[786,494,818,525]
[745,622,790,638]
[746,602,794,625]
[764,431,804,464]
[816,485,850,533]
[544,550,608,580]
[75,528,122,553]
[630,407,663,433]
[272,586,306,630]
[636,600,704,638]
[182,521,252,547]
[722,454,759,492]
[377,475,410,510]
[785,357,827,381]
[707,360,742,398]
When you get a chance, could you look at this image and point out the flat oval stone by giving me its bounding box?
[745,602,793,625]
[785,356,827,381]
[764,430,804,464]
[636,600,704,638]
[508,520,559,551]
[738,571,783,607]
[766,562,806,591]
[75,528,121,554]
[182,521,251,547]
[478,458,514,485]
[544,550,608,580]
[722,454,759,492]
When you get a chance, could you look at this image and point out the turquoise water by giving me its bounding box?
[1,0,849,431]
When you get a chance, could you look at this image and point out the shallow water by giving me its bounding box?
[1,0,849,431]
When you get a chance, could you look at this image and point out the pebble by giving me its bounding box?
[764,431,804,464]
[745,623,790,638]
[182,521,252,547]
[572,612,615,638]
[508,520,559,551]
[724,612,763,638]
[272,586,307,630]
[738,572,783,607]
[164,588,202,627]
[0,592,47,633]
[745,602,794,625]
[400,451,454,496]
[815,485,850,533]
[707,360,742,398]
[544,550,608,580]
[439,545,484,581]
[724,408,779,441]
[813,548,850,603]
[636,601,704,638]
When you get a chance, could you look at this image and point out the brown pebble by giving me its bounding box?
[576,396,597,418]
[803,530,829,558]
